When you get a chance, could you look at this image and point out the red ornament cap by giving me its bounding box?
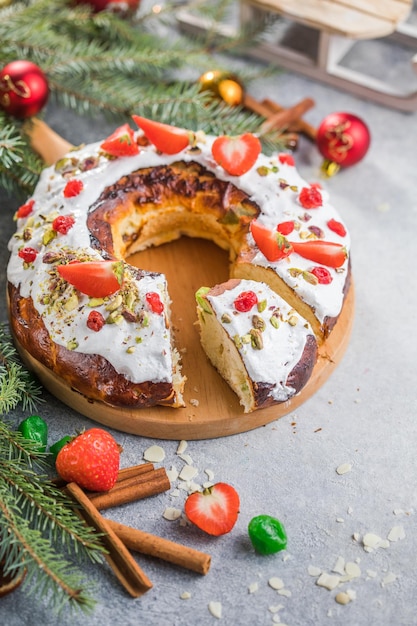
[0,60,49,119]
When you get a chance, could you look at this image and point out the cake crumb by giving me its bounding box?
[190,398,200,407]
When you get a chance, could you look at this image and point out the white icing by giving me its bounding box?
[7,127,350,384]
[206,279,313,402]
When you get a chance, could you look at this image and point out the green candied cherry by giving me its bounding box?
[248,514,287,555]
[49,435,72,462]
[18,415,48,452]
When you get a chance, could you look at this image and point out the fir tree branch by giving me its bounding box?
[0,322,44,414]
[0,420,108,612]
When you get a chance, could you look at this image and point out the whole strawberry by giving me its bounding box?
[56,428,120,492]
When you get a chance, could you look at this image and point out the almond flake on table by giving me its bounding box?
[268,577,284,590]
[316,572,341,590]
[269,604,284,614]
[336,463,352,475]
[163,507,182,521]
[363,533,389,552]
[387,525,405,542]
[308,565,322,577]
[205,469,215,481]
[208,601,222,619]
[180,591,191,600]
[342,561,361,580]
[335,591,352,605]
[332,556,345,575]
[381,572,398,586]
[179,465,199,481]
[277,588,292,597]
[178,453,194,465]
[176,440,188,454]
[167,466,179,482]
[143,445,166,463]
[248,581,259,594]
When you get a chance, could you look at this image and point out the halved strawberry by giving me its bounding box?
[212,133,261,176]
[132,115,190,155]
[100,123,139,157]
[57,260,124,297]
[250,220,293,262]
[184,482,240,536]
[292,240,347,268]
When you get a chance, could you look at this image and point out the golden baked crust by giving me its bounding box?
[87,160,260,259]
[8,283,178,408]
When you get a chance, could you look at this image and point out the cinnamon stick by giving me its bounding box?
[117,462,155,482]
[107,519,211,575]
[66,482,152,597]
[260,97,315,133]
[89,467,170,510]
[262,98,317,141]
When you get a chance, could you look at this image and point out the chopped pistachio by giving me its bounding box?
[64,293,79,311]
[233,334,243,349]
[42,229,57,246]
[105,294,123,312]
[250,328,263,350]
[88,297,106,307]
[195,287,212,313]
[126,346,136,354]
[252,314,266,332]
[302,270,319,285]
[241,333,251,344]
[257,299,267,313]
[67,339,78,351]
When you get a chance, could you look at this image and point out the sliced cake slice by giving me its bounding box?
[196,278,318,413]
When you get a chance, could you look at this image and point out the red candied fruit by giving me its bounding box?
[87,310,105,332]
[52,215,75,234]
[63,179,84,198]
[16,199,35,219]
[234,290,258,312]
[146,292,164,314]
[327,218,347,237]
[311,266,333,284]
[277,220,295,236]
[18,247,38,263]
[278,153,295,166]
[299,186,322,209]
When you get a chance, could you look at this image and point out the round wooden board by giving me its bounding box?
[13,237,354,440]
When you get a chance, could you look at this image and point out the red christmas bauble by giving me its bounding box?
[0,60,49,119]
[316,112,370,170]
[77,0,140,12]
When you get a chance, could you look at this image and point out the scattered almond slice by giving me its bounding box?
[163,507,182,521]
[316,572,340,590]
[268,577,284,590]
[336,463,352,475]
[332,556,345,575]
[381,572,397,587]
[208,601,222,619]
[176,440,188,455]
[179,465,199,481]
[205,469,215,482]
[178,453,193,465]
[387,525,405,542]
[308,565,322,577]
[180,591,191,600]
[248,582,259,594]
[143,445,165,463]
[277,588,292,597]
[167,466,179,482]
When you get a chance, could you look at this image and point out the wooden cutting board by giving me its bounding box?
[17,120,354,440]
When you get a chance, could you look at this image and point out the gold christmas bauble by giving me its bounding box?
[198,70,244,106]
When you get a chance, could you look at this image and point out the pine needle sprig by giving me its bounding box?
[0,419,108,612]
[0,322,44,415]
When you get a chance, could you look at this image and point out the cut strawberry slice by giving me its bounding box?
[212,133,261,176]
[57,260,124,297]
[292,240,347,268]
[100,123,139,157]
[132,115,190,155]
[184,482,240,536]
[250,220,293,262]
